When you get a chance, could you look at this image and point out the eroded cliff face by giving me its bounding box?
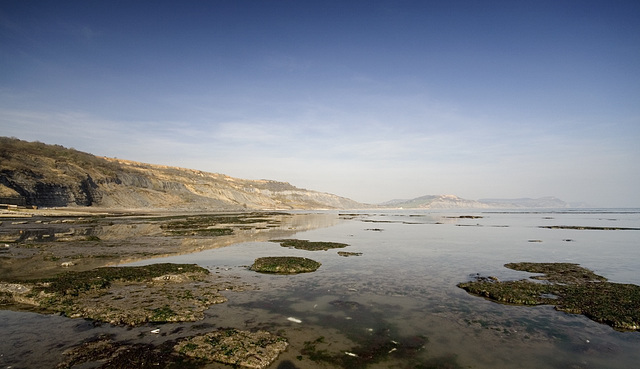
[0,137,364,210]
[0,170,101,207]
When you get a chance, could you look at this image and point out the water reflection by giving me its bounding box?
[1,210,640,368]
[145,209,640,368]
[0,212,342,278]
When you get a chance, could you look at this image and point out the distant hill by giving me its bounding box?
[0,137,364,210]
[478,196,570,208]
[379,194,489,209]
[379,194,570,209]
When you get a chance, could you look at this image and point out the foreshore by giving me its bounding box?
[0,209,338,368]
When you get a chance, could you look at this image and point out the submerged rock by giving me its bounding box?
[57,329,287,369]
[329,300,363,310]
[56,336,182,369]
[250,256,321,274]
[458,262,640,331]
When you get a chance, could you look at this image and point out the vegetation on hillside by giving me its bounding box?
[0,136,120,181]
[0,137,362,209]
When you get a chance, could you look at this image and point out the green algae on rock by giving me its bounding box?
[458,262,640,331]
[504,262,607,284]
[270,238,348,251]
[0,263,241,325]
[38,263,209,296]
[338,251,363,257]
[250,256,321,274]
[175,328,288,369]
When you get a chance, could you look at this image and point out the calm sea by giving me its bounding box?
[2,209,639,368]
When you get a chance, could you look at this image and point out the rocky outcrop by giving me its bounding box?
[0,137,364,210]
[0,171,100,207]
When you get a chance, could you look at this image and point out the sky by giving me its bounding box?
[1,0,639,207]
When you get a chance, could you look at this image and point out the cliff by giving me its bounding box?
[0,137,364,210]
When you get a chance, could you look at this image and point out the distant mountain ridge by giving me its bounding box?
[379,194,570,209]
[0,137,364,210]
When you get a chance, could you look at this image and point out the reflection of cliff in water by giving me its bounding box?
[93,213,340,240]
[0,212,343,279]
[90,222,164,239]
[3,212,340,244]
[118,213,344,264]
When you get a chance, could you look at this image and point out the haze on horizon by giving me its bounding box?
[1,1,639,208]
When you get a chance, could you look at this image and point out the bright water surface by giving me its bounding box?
[2,209,640,368]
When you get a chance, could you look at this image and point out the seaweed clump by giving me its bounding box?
[270,239,348,251]
[458,262,640,331]
[250,256,321,274]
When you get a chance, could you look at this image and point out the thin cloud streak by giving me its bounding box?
[1,1,638,207]
[2,103,636,207]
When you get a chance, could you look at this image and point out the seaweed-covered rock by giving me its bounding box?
[0,263,235,325]
[458,279,555,305]
[338,251,363,257]
[250,256,321,274]
[458,262,640,331]
[504,262,607,284]
[175,328,288,369]
[270,239,348,251]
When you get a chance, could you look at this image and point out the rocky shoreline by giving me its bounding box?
[0,209,341,368]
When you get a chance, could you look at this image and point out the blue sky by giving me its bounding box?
[1,1,639,207]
